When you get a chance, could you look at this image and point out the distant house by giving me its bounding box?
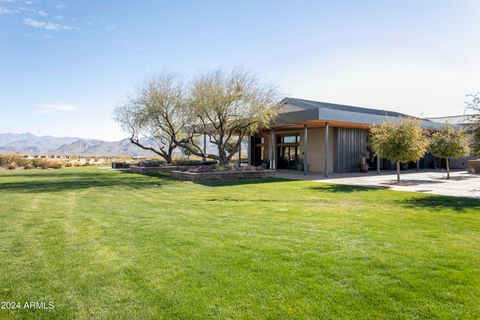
[424,115,476,128]
[247,97,443,175]
[424,114,478,169]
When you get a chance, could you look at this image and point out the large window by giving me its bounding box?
[277,135,298,144]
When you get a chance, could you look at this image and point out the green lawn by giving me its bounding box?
[0,167,479,319]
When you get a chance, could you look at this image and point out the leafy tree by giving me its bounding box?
[465,93,480,157]
[173,70,280,167]
[470,127,480,158]
[113,73,188,164]
[370,117,429,183]
[429,124,469,179]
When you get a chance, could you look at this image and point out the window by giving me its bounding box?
[277,135,298,144]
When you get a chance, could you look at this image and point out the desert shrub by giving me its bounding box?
[0,155,9,167]
[64,162,73,167]
[183,166,213,173]
[31,159,49,169]
[7,163,17,170]
[212,164,235,172]
[48,162,63,169]
[137,160,165,167]
[173,159,217,166]
[0,154,28,168]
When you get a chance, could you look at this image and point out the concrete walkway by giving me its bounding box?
[275,169,480,199]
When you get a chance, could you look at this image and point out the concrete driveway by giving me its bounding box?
[275,169,480,199]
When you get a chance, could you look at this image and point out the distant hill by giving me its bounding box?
[56,138,161,157]
[0,132,243,157]
[0,133,160,157]
[0,133,79,154]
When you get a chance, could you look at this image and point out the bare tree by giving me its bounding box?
[465,93,480,123]
[173,70,280,167]
[113,73,188,164]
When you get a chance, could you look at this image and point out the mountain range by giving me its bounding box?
[0,133,160,157]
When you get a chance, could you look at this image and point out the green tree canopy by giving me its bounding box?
[471,127,480,158]
[429,124,469,179]
[370,117,429,182]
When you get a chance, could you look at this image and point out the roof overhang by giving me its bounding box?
[272,101,444,130]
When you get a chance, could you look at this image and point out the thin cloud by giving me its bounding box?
[37,9,47,16]
[35,103,78,113]
[54,2,67,9]
[16,6,35,13]
[24,18,74,30]
[0,6,13,14]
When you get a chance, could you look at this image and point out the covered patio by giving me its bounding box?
[248,98,443,177]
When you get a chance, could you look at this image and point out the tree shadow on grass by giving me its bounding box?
[400,195,480,212]
[309,183,388,193]
[381,179,445,186]
[194,177,290,187]
[0,170,172,193]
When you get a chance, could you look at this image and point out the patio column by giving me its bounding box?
[377,156,381,174]
[324,123,329,177]
[303,124,308,175]
[270,130,276,169]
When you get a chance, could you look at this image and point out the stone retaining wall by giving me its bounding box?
[170,170,275,181]
[129,166,184,174]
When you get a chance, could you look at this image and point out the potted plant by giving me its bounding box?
[360,152,369,172]
[296,159,304,171]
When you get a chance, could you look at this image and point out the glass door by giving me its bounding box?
[276,134,300,170]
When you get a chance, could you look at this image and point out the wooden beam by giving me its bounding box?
[271,119,370,130]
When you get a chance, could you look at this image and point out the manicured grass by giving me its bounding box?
[0,167,479,319]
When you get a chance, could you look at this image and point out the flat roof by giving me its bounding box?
[424,115,476,126]
[274,97,444,130]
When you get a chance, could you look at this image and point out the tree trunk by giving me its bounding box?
[396,161,401,183]
[130,136,174,165]
[165,147,174,165]
[446,157,450,179]
[238,147,242,167]
[165,154,173,165]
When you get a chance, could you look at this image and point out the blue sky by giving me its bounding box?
[1,0,479,141]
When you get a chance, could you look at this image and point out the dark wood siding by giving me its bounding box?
[334,128,368,173]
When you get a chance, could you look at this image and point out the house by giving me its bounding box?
[424,114,477,169]
[247,97,443,175]
[424,115,476,128]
